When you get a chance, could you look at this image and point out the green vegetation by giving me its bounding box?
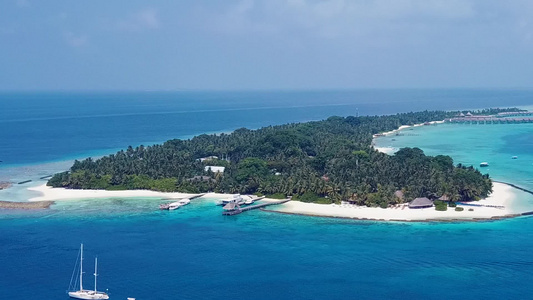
[434,200,448,211]
[266,193,286,199]
[48,110,493,207]
[455,207,464,212]
[292,191,331,204]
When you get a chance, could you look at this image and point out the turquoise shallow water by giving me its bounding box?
[374,123,533,210]
[374,123,533,182]
[2,90,533,299]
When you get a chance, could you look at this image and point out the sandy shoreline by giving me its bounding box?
[267,182,530,221]
[373,121,444,154]
[27,184,282,203]
[25,182,533,222]
[27,184,209,202]
[373,120,445,138]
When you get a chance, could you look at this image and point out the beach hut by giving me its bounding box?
[394,190,404,201]
[408,197,433,209]
[438,195,450,202]
[223,202,240,211]
[222,201,242,215]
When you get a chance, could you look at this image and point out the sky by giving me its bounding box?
[1,0,533,91]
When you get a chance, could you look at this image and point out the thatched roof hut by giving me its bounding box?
[438,195,450,202]
[223,202,240,211]
[408,197,433,209]
[394,190,404,200]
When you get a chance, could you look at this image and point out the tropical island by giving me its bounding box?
[47,109,519,210]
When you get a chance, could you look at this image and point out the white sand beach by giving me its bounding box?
[28,184,202,201]
[269,182,526,221]
[27,182,531,222]
[373,121,444,154]
[373,121,444,137]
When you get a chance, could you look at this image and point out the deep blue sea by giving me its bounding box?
[1,90,533,299]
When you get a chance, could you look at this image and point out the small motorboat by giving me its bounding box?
[221,194,243,205]
[178,198,191,206]
[168,201,182,210]
[159,203,170,210]
[480,162,489,167]
[512,156,518,159]
[244,199,253,205]
[165,199,191,210]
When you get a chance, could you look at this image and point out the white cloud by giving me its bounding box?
[200,0,480,39]
[203,0,278,35]
[64,32,88,48]
[117,8,160,32]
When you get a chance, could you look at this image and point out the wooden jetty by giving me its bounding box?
[190,193,206,200]
[222,199,290,215]
[446,116,533,124]
[161,193,206,201]
[496,111,533,117]
[17,180,32,185]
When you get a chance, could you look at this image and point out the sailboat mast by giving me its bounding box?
[80,243,84,291]
[94,257,98,292]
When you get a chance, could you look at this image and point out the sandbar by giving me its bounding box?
[0,200,54,209]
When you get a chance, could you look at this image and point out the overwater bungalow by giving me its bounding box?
[408,197,433,209]
[223,202,241,211]
[222,201,242,215]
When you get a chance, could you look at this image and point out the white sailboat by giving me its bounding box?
[68,244,109,299]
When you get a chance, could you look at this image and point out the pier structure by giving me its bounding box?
[495,111,533,117]
[222,199,290,215]
[161,193,206,201]
[446,116,533,124]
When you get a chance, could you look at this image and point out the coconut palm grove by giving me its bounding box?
[48,110,500,207]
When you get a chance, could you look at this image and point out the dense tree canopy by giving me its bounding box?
[48,110,497,206]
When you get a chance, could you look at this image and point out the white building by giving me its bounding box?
[205,166,225,173]
[199,156,218,162]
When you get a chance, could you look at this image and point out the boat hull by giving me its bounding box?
[68,290,109,299]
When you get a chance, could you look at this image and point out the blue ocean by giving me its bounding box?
[1,90,533,299]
